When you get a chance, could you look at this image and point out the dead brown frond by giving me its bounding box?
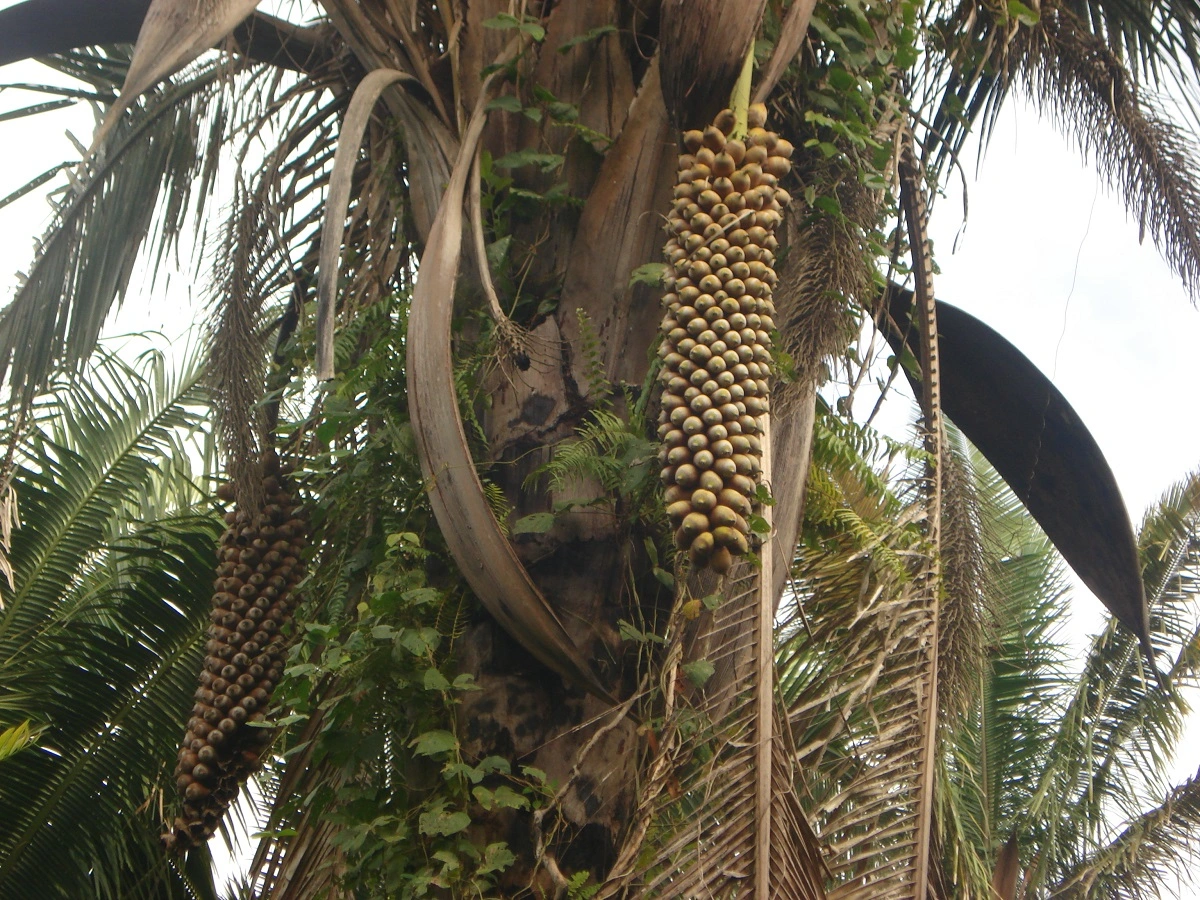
[315,67,418,380]
[599,556,826,899]
[208,178,277,511]
[406,42,612,701]
[754,0,820,105]
[87,0,262,159]
[780,467,943,899]
[209,85,343,508]
[468,146,535,368]
[937,433,988,724]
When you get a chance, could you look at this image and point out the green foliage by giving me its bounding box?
[787,0,922,251]
[574,308,611,408]
[802,399,923,580]
[0,348,220,900]
[257,296,543,897]
[529,409,658,512]
[0,721,43,765]
[278,534,523,897]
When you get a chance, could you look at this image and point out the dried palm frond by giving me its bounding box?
[405,47,611,701]
[317,0,456,242]
[754,0,820,105]
[87,0,262,157]
[315,67,420,381]
[783,512,940,899]
[209,85,344,509]
[599,554,826,899]
[779,388,944,898]
[1059,0,1200,111]
[901,132,944,900]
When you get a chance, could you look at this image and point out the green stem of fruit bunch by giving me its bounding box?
[730,41,755,140]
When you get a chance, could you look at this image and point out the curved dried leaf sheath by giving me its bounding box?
[753,0,818,104]
[91,0,262,153]
[407,91,613,703]
[316,67,419,381]
[884,287,1152,661]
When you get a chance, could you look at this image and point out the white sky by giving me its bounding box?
[1,15,1199,897]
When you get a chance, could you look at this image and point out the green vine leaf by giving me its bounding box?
[419,803,472,837]
[628,262,668,288]
[486,95,523,114]
[482,12,546,41]
[557,24,616,53]
[512,512,556,534]
[478,842,517,875]
[411,729,458,757]
[423,668,452,691]
[682,659,715,688]
[493,149,564,172]
[1007,0,1039,25]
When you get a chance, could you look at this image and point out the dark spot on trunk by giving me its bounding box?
[575,775,602,817]
[520,393,555,426]
[560,822,618,877]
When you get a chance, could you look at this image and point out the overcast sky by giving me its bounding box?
[1,21,1199,896]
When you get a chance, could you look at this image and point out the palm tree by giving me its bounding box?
[1,0,1200,896]
[784,422,1200,897]
[0,348,223,898]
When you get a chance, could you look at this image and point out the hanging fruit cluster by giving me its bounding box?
[165,451,307,850]
[656,103,791,574]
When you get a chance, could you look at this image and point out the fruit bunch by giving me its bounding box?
[165,452,307,850]
[656,103,791,573]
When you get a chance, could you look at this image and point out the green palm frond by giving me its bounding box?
[938,448,1071,897]
[937,462,1200,897]
[1032,471,1200,887]
[0,719,43,764]
[1051,765,1200,898]
[0,44,296,412]
[0,347,222,899]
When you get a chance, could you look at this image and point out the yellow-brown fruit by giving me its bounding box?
[655,107,790,573]
[165,450,308,853]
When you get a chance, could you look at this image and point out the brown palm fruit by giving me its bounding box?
[163,450,308,852]
[657,104,791,574]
